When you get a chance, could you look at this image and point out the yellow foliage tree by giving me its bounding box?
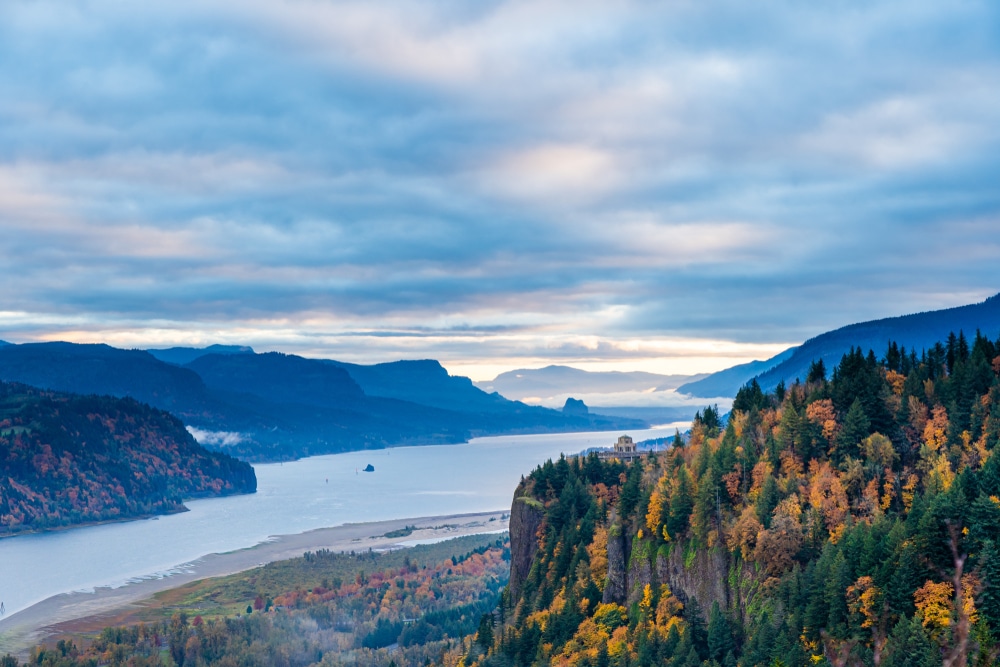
[593,603,628,635]
[806,399,839,444]
[922,405,949,453]
[727,506,763,560]
[914,580,954,641]
[646,482,666,536]
[847,576,882,629]
[806,460,849,536]
[639,584,654,624]
[587,525,608,589]
[655,584,683,628]
[846,576,889,664]
[749,460,773,501]
[861,433,897,470]
[884,369,905,396]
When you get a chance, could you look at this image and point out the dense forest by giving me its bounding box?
[480,330,1000,667]
[2,534,509,667]
[0,382,256,536]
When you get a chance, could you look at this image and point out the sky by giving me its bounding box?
[0,1,999,381]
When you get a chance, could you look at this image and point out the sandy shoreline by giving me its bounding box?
[0,510,508,658]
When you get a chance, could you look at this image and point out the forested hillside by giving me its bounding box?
[0,382,256,536]
[484,331,1000,666]
[5,534,509,667]
[680,293,1000,398]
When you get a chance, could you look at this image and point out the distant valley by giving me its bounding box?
[475,365,714,423]
[0,343,645,462]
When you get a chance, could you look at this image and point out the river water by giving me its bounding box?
[0,425,683,622]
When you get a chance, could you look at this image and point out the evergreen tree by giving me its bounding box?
[979,541,1000,631]
[707,601,735,662]
[672,429,684,450]
[697,405,722,436]
[824,551,851,635]
[881,615,937,667]
[835,398,870,460]
[755,473,780,528]
[619,463,642,518]
[733,379,766,413]
[476,614,494,650]
[667,466,695,538]
[596,642,610,667]
[683,597,708,660]
[807,359,827,383]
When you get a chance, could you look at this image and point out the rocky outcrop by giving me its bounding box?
[508,493,545,603]
[603,530,734,619]
[658,543,730,613]
[562,397,589,416]
[603,522,628,603]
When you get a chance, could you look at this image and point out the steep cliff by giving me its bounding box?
[507,490,545,603]
[602,520,628,603]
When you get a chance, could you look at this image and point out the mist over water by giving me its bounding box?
[0,425,684,621]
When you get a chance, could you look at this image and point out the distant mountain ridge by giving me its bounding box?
[0,343,645,461]
[190,352,365,406]
[477,365,704,402]
[680,292,1000,397]
[328,359,517,413]
[676,347,797,398]
[147,344,254,366]
[0,343,218,413]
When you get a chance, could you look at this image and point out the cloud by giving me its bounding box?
[186,426,246,448]
[0,0,998,377]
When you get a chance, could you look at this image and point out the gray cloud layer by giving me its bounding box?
[1,1,998,375]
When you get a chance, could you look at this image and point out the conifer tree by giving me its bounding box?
[978,541,1000,630]
[881,615,936,667]
[667,466,695,538]
[684,597,709,660]
[808,358,827,383]
[707,601,735,662]
[835,398,870,460]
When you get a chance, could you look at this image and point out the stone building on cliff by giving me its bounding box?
[597,434,643,463]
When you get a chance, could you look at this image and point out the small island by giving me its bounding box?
[363,463,375,472]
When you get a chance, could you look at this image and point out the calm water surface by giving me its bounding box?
[0,425,682,620]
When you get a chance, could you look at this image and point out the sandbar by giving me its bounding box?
[0,510,508,659]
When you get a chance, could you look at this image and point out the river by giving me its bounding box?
[0,425,683,623]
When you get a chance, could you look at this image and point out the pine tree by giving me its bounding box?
[619,463,642,518]
[807,359,827,383]
[734,379,766,413]
[667,466,695,538]
[881,615,936,667]
[835,398,870,460]
[754,473,780,528]
[684,597,708,660]
[979,541,1000,630]
[707,601,735,662]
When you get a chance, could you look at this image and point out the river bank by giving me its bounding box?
[0,510,508,659]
